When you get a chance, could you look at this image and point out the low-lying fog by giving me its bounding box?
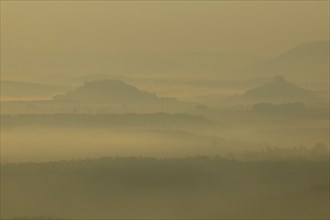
[1,109,328,163]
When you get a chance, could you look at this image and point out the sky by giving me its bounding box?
[1,1,329,56]
[0,1,329,82]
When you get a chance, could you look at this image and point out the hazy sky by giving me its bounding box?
[2,1,329,56]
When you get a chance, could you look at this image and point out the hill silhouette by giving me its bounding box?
[237,41,329,82]
[54,80,177,104]
[242,76,315,103]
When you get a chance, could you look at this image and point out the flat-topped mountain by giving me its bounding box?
[54,80,176,104]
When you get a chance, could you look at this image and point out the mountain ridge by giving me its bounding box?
[237,41,329,82]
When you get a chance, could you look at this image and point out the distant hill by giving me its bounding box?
[0,81,70,100]
[237,41,329,82]
[54,80,177,105]
[241,76,315,103]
